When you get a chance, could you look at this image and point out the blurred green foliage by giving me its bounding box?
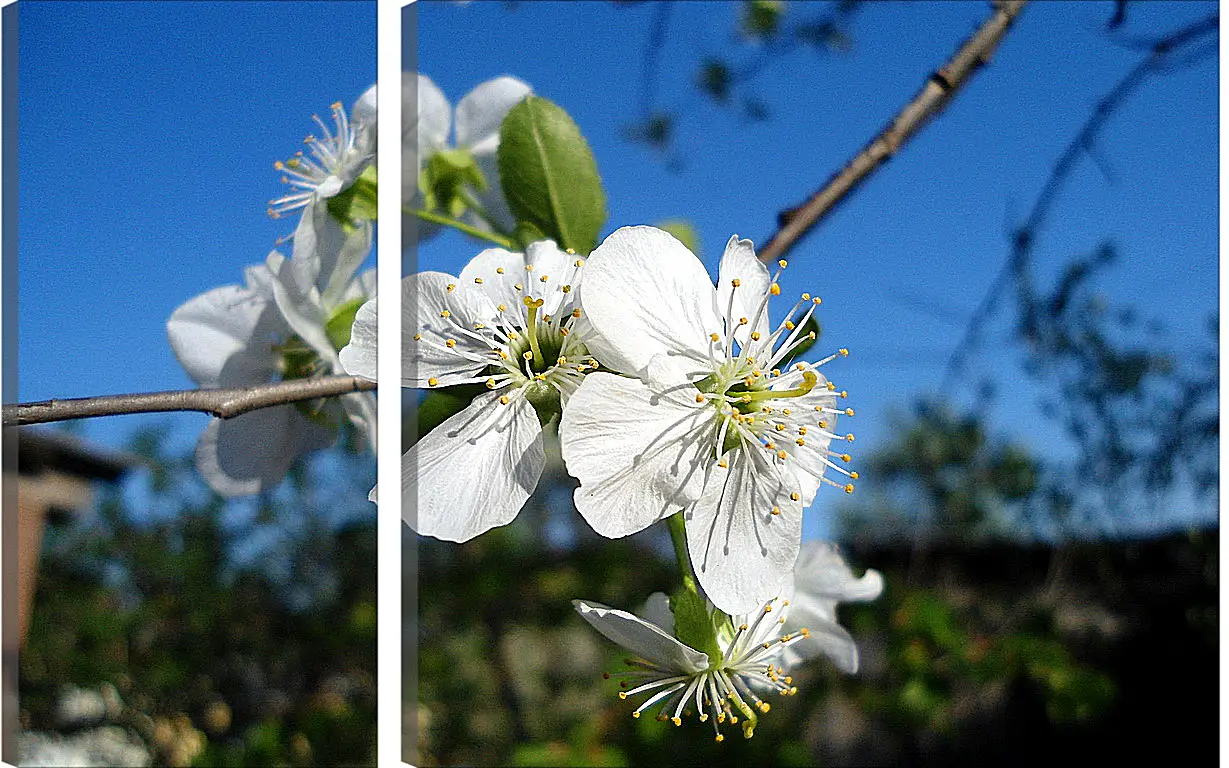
[413,506,1214,765]
[20,424,376,766]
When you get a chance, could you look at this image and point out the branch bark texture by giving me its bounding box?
[3,376,377,428]
[758,0,1027,264]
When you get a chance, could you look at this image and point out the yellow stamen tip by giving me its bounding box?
[844,483,855,494]
[778,259,788,268]
[770,283,781,296]
[427,377,439,387]
[731,278,742,288]
[850,472,860,480]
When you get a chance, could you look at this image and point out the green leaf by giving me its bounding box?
[498,96,606,254]
[669,588,722,664]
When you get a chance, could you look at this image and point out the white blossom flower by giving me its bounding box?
[266,202,378,447]
[340,241,595,541]
[268,84,378,219]
[560,226,858,616]
[168,204,375,496]
[777,540,884,673]
[574,594,810,742]
[408,73,531,238]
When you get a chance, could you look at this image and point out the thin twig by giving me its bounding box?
[757,0,1027,264]
[938,12,1219,391]
[3,376,377,428]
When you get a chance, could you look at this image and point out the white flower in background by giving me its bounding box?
[168,205,375,496]
[777,541,884,673]
[408,73,531,238]
[560,226,858,616]
[340,241,595,541]
[266,203,378,447]
[574,594,808,742]
[268,84,378,219]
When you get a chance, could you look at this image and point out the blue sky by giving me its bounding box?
[412,1,1218,537]
[12,2,1216,537]
[17,0,376,455]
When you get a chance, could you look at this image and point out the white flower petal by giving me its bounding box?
[685,450,802,615]
[639,592,675,635]
[794,540,885,607]
[573,600,709,675]
[340,391,378,451]
[405,272,498,387]
[560,372,715,538]
[580,226,722,379]
[195,406,335,497]
[339,296,377,381]
[716,234,771,347]
[454,75,532,154]
[457,241,575,318]
[415,73,451,158]
[167,284,283,389]
[778,614,861,673]
[288,202,372,309]
[404,391,544,542]
[266,250,336,366]
[456,247,532,315]
[353,83,378,126]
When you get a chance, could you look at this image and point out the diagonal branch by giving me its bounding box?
[938,11,1219,391]
[757,0,1027,264]
[3,376,377,428]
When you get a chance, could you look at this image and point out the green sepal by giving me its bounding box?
[419,148,487,220]
[512,221,548,251]
[498,96,606,254]
[669,588,723,666]
[325,297,367,351]
[326,164,379,229]
[521,380,562,427]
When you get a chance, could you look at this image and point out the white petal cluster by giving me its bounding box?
[341,241,595,540]
[169,86,378,496]
[560,226,859,615]
[407,73,532,240]
[575,543,880,740]
[268,86,378,219]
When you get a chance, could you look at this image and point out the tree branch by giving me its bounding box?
[757,0,1027,264]
[3,376,377,428]
[938,11,1219,391]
